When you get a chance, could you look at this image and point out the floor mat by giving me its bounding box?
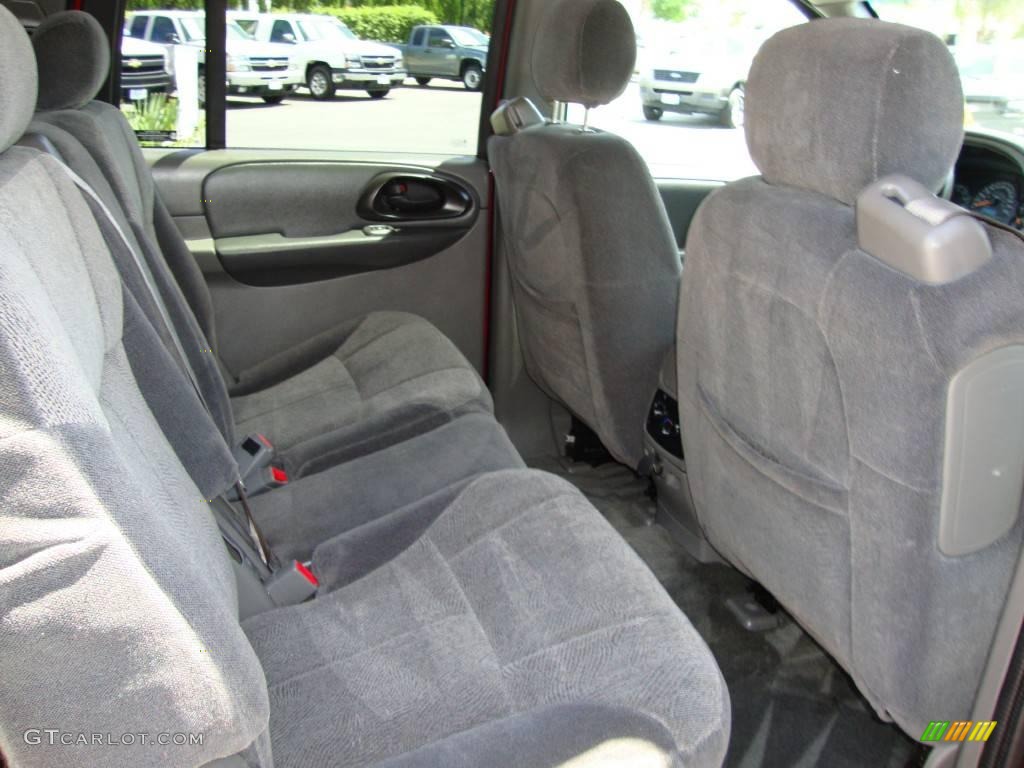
[529,456,923,768]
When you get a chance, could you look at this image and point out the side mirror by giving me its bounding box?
[165,32,181,44]
[442,38,456,49]
[282,32,296,43]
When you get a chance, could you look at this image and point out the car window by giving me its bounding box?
[412,27,424,46]
[270,19,293,43]
[120,2,496,156]
[871,0,1024,140]
[565,0,808,181]
[428,29,452,47]
[150,15,176,44]
[126,15,147,39]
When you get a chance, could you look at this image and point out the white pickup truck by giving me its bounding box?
[230,12,406,100]
[125,10,302,104]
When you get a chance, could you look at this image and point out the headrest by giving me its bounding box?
[531,0,636,109]
[745,18,964,206]
[0,4,37,152]
[33,10,110,112]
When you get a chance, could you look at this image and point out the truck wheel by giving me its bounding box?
[643,106,663,121]
[262,93,285,104]
[415,77,431,87]
[721,86,745,129]
[367,89,389,99]
[307,64,335,100]
[462,63,483,91]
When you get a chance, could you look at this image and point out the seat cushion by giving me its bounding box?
[250,413,524,563]
[231,311,493,477]
[243,470,730,768]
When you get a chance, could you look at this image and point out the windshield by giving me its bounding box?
[298,18,358,42]
[447,27,488,47]
[178,16,251,42]
[871,0,1024,138]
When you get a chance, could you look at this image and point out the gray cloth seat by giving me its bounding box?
[677,18,1024,739]
[30,11,493,478]
[488,0,681,469]
[245,469,730,768]
[0,10,731,767]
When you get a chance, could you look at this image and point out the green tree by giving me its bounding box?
[650,0,697,22]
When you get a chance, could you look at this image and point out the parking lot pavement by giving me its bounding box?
[225,80,757,181]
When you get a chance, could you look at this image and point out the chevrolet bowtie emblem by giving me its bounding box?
[125,58,143,69]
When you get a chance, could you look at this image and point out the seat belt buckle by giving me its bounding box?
[228,434,279,499]
[266,560,319,606]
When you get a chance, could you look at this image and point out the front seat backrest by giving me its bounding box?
[488,0,681,468]
[677,18,1024,739]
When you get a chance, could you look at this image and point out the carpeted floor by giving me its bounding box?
[529,456,924,768]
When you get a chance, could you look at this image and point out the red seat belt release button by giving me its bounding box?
[295,560,319,588]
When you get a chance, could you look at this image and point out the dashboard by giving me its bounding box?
[950,143,1024,230]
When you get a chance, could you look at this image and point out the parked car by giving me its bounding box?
[953,42,1024,115]
[397,25,488,91]
[230,12,405,100]
[119,35,172,103]
[125,10,302,104]
[638,36,754,128]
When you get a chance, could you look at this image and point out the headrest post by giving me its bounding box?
[552,100,568,125]
[582,107,591,133]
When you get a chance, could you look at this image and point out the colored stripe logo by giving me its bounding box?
[921,721,997,742]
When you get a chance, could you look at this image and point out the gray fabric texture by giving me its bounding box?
[251,413,523,563]
[0,145,268,767]
[745,18,964,206]
[32,10,110,112]
[530,0,636,108]
[490,125,680,467]
[243,469,730,768]
[32,106,237,443]
[371,704,683,768]
[0,6,36,152]
[24,118,239,498]
[677,173,1024,737]
[232,311,494,478]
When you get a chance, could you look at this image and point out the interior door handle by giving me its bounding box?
[358,172,473,222]
[380,179,445,214]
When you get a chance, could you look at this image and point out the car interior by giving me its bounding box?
[1,0,1024,767]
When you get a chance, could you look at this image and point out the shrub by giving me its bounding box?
[320,5,438,43]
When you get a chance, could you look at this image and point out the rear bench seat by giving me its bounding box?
[0,7,730,768]
[24,10,523,559]
[28,10,493,480]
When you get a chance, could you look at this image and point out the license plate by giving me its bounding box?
[267,81,283,91]
[661,93,681,106]
[377,75,391,85]
[129,88,147,101]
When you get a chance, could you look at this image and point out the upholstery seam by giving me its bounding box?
[851,452,934,495]
[443,492,581,559]
[427,537,514,712]
[909,289,944,374]
[500,611,671,670]
[872,34,904,182]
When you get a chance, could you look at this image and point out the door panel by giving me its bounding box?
[148,148,490,377]
[655,179,722,253]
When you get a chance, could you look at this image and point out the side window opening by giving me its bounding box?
[119,2,497,155]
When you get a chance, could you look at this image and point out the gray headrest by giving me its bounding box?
[33,10,110,112]
[531,0,636,109]
[745,18,964,206]
[0,5,37,152]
